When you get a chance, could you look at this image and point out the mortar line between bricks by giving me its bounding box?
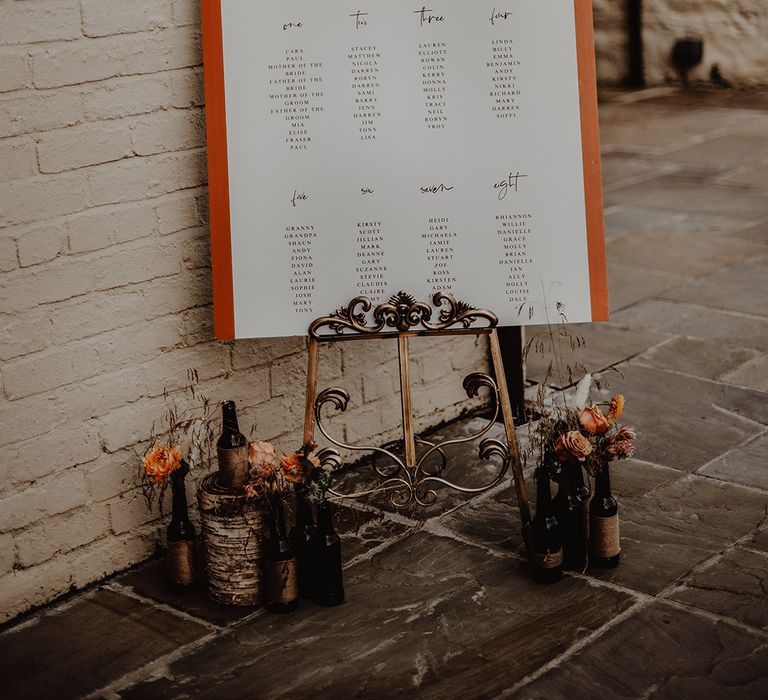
[500,600,650,698]
[0,185,208,241]
[104,582,221,632]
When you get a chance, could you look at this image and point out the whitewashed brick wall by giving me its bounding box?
[594,0,768,86]
[0,0,488,623]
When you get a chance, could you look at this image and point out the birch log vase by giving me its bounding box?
[198,474,265,606]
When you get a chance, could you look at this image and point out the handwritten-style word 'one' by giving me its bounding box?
[350,11,369,29]
[490,9,513,26]
[494,172,528,200]
[415,7,445,26]
[283,21,302,31]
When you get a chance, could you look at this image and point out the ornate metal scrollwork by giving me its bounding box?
[316,371,510,509]
[309,291,498,339]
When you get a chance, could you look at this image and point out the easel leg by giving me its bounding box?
[489,329,532,550]
[303,337,320,447]
[398,335,417,468]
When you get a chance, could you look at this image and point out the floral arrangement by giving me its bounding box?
[529,377,637,480]
[244,440,335,503]
[139,371,219,511]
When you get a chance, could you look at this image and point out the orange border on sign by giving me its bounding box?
[574,0,610,321]
[201,0,609,335]
[201,0,235,340]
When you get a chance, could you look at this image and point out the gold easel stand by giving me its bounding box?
[304,292,531,543]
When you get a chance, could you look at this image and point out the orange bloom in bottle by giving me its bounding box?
[280,453,305,483]
[143,444,182,482]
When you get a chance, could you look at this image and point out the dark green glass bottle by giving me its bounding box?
[589,465,621,568]
[290,490,317,599]
[312,501,345,606]
[555,462,589,571]
[264,500,299,613]
[167,461,195,592]
[531,467,563,584]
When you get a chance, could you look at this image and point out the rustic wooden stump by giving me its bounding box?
[198,474,264,606]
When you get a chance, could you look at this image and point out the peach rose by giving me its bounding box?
[280,453,305,483]
[579,406,611,435]
[607,395,625,421]
[555,431,593,462]
[143,444,182,482]
[249,441,276,467]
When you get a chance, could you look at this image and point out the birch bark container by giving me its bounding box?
[198,474,264,606]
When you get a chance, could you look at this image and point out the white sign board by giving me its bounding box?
[202,0,607,339]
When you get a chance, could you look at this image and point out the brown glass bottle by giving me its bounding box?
[264,500,299,613]
[531,467,563,584]
[312,501,345,606]
[167,461,195,592]
[217,401,248,489]
[589,465,621,568]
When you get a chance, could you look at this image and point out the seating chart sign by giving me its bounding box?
[202,0,607,339]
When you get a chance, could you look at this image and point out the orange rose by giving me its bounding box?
[579,406,611,434]
[143,444,182,482]
[280,453,305,483]
[607,395,625,421]
[555,431,593,462]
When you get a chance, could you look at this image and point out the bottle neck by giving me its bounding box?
[221,401,240,434]
[170,466,190,523]
[317,501,335,534]
[595,466,612,498]
[569,462,585,489]
[535,470,553,513]
[295,492,314,528]
[271,500,288,541]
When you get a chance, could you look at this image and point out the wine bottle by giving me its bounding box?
[531,467,563,584]
[264,500,299,613]
[555,463,589,571]
[216,401,248,490]
[167,461,195,592]
[312,501,345,606]
[290,490,317,599]
[590,464,621,568]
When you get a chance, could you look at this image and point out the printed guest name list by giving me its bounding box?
[207,0,606,338]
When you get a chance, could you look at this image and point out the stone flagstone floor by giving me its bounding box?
[2,88,768,699]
